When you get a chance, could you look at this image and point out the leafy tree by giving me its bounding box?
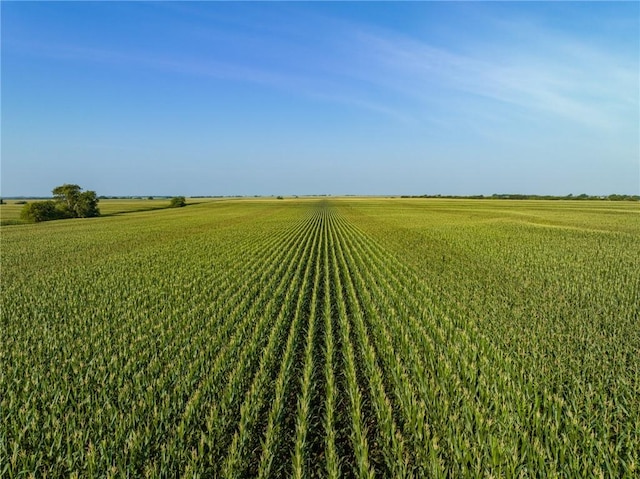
[52,183,100,218]
[75,190,100,217]
[21,184,100,223]
[20,201,67,223]
[53,184,81,213]
[169,196,186,208]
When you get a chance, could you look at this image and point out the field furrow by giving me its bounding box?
[2,198,637,478]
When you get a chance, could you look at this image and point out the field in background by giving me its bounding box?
[0,197,204,225]
[97,198,195,215]
[2,198,638,477]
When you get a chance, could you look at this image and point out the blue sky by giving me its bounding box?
[2,1,638,196]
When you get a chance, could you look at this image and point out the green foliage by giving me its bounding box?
[20,184,100,223]
[52,183,100,218]
[52,183,81,210]
[20,200,68,223]
[169,196,186,208]
[75,190,100,218]
[608,193,639,201]
[2,199,638,476]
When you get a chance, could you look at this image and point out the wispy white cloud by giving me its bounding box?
[6,4,638,133]
[343,20,638,131]
[378,19,633,131]
[6,31,414,123]
[3,2,638,196]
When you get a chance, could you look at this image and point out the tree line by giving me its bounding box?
[400,193,640,201]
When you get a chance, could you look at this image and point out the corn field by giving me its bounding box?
[2,199,638,477]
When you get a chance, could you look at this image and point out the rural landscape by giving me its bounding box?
[2,1,639,477]
[2,197,639,477]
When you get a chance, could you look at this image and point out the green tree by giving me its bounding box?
[52,184,100,217]
[75,190,100,217]
[52,184,81,213]
[20,201,67,223]
[169,196,186,208]
[21,184,100,223]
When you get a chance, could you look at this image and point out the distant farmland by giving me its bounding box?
[2,198,638,477]
[0,198,198,225]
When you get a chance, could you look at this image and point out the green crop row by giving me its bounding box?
[2,199,637,477]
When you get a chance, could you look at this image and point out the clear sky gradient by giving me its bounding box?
[2,2,638,197]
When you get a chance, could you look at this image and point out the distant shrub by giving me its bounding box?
[169,196,186,208]
[277,196,284,200]
[20,201,68,223]
[15,200,28,205]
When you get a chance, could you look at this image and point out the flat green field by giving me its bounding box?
[2,199,638,477]
[0,198,198,225]
[0,201,28,225]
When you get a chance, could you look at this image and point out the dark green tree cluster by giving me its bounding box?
[21,184,100,223]
[169,196,186,208]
